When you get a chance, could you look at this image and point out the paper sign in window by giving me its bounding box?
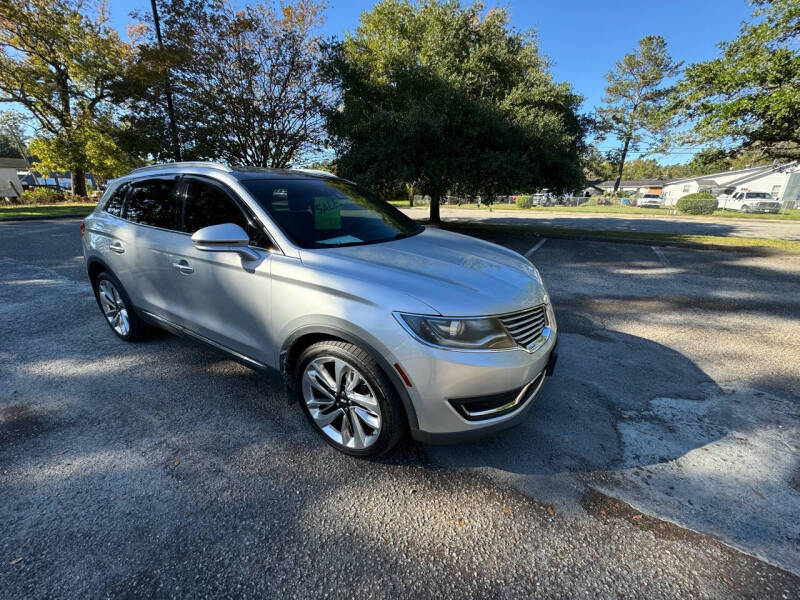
[314,197,341,229]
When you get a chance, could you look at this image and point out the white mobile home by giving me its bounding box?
[596,178,670,196]
[0,158,27,200]
[662,162,800,208]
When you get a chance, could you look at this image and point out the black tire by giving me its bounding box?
[92,271,150,342]
[741,204,750,213]
[295,340,406,457]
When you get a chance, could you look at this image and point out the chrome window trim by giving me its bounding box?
[100,171,283,255]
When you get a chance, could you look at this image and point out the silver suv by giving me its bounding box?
[81,162,558,456]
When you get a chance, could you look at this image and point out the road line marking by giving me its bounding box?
[651,245,671,268]
[524,238,547,258]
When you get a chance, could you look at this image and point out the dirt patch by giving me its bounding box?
[0,403,54,449]
[791,465,800,494]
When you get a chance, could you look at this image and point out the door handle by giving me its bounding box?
[109,241,125,254]
[172,260,194,274]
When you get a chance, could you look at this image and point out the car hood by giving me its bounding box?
[299,228,547,316]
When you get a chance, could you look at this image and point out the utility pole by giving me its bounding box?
[150,0,182,162]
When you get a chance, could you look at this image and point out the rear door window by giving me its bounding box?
[124,178,181,230]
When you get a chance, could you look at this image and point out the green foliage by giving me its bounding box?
[121,0,329,167]
[622,158,663,180]
[671,0,800,160]
[516,195,533,208]
[323,0,587,222]
[0,0,134,194]
[0,132,22,158]
[30,122,141,180]
[676,193,717,215]
[596,36,681,190]
[19,187,65,205]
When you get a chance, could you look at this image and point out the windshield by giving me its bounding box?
[746,192,773,199]
[241,178,423,249]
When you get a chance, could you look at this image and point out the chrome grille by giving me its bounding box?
[499,305,547,348]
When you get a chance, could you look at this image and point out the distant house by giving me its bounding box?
[661,162,800,207]
[0,157,28,200]
[596,178,672,196]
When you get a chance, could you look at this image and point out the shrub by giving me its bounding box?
[676,193,717,215]
[20,187,65,205]
[516,194,533,208]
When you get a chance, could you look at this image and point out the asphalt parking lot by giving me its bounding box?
[402,206,800,240]
[1,218,799,599]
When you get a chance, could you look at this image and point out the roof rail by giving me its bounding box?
[130,161,233,175]
[294,168,337,178]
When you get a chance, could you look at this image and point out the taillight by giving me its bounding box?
[79,221,85,237]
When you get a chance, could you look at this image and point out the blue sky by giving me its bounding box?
[107,0,757,164]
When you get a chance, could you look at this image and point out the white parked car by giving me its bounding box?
[717,190,781,213]
[531,191,554,206]
[637,193,662,208]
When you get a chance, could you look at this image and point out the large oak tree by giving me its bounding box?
[121,0,329,167]
[670,0,800,160]
[323,0,587,222]
[0,0,133,195]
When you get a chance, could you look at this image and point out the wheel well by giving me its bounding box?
[87,260,107,285]
[282,333,347,386]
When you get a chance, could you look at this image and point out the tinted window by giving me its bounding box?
[241,178,422,249]
[104,184,128,217]
[181,180,270,248]
[125,178,180,229]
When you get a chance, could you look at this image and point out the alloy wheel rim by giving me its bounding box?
[98,280,130,337]
[301,356,382,450]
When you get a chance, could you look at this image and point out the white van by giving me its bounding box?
[716,189,781,213]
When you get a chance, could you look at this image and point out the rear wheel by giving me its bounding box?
[296,341,405,457]
[92,271,149,342]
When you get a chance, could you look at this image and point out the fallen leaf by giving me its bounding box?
[173,460,180,467]
[546,506,554,516]
[10,557,22,565]
[458,518,466,526]
[632,514,643,521]
[502,507,511,515]
[752,488,764,499]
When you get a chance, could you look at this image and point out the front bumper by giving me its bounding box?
[410,344,557,443]
[392,325,558,442]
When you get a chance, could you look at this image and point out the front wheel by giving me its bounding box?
[296,341,405,457]
[741,204,750,213]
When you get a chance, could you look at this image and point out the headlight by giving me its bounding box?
[396,313,516,350]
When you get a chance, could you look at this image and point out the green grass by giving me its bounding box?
[395,201,800,220]
[0,203,96,220]
[440,221,800,252]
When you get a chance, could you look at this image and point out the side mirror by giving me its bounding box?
[191,223,259,260]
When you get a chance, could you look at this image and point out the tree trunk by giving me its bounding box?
[613,136,631,193]
[429,191,441,223]
[72,169,87,197]
[151,0,182,161]
[408,182,415,207]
